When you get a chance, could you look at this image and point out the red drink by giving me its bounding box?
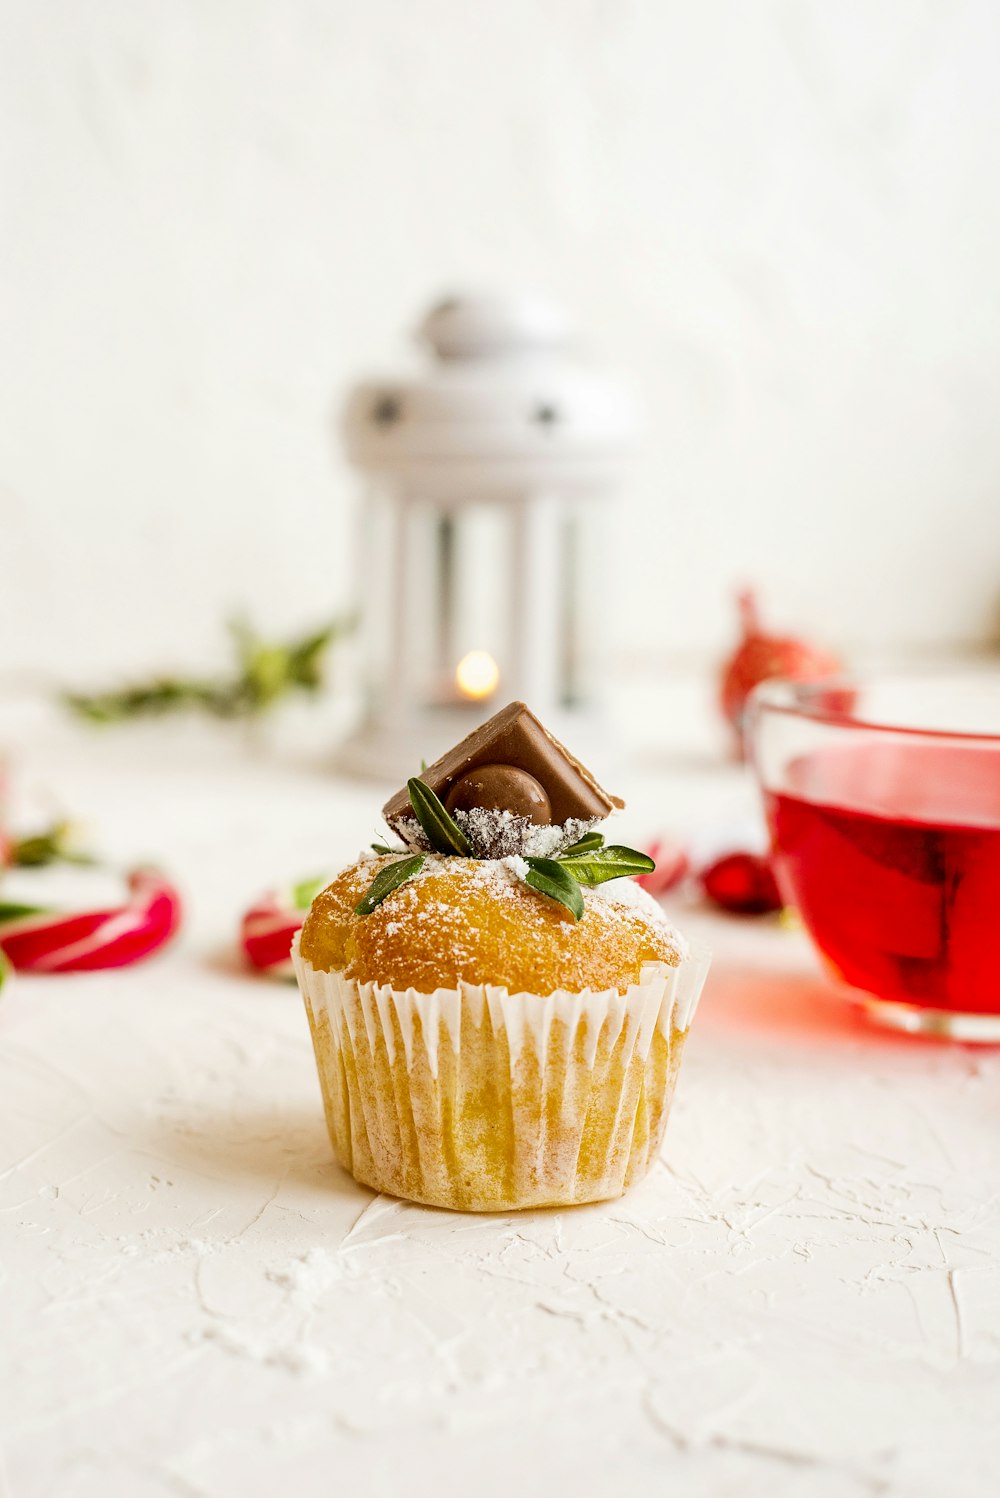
[766,742,1000,1015]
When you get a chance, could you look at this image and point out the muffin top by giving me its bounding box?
[299,700,685,995]
[299,854,684,995]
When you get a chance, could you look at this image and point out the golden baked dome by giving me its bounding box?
[299,855,683,995]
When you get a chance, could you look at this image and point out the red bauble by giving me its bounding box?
[720,591,841,758]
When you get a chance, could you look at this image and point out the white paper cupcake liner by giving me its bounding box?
[293,937,709,1213]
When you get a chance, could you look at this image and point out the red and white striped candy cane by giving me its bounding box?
[635,839,690,896]
[0,868,182,973]
[241,875,329,980]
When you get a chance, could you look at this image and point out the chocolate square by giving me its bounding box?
[383,701,624,832]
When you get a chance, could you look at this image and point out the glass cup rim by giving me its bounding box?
[748,667,1000,746]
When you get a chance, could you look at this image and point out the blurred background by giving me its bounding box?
[2,0,1000,691]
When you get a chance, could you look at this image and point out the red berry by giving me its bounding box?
[701,851,782,915]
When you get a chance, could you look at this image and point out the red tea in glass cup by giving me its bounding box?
[749,675,1000,1040]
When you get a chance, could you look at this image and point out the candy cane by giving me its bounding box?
[0,868,182,973]
[635,839,689,896]
[241,875,329,980]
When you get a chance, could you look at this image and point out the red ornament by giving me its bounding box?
[720,591,841,758]
[701,851,783,915]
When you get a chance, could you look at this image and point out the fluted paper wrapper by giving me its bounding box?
[293,939,709,1213]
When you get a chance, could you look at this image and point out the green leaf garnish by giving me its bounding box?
[63,614,355,723]
[0,901,47,922]
[371,842,395,856]
[524,857,585,920]
[292,875,328,911]
[561,830,605,856]
[355,855,426,916]
[556,844,655,886]
[9,821,94,869]
[407,778,472,856]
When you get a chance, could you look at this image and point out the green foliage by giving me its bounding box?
[523,857,585,920]
[556,845,655,886]
[355,855,426,915]
[63,615,354,723]
[406,778,472,856]
[8,821,93,869]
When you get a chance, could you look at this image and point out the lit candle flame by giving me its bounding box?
[455,650,499,702]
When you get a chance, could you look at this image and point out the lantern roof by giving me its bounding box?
[342,294,636,490]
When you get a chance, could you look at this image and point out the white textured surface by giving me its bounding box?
[2,705,1000,1497]
[4,1,1000,679]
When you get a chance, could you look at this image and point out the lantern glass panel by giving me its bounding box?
[426,502,509,708]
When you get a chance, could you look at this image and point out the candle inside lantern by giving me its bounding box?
[455,650,500,702]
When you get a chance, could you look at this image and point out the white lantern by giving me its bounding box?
[336,294,635,777]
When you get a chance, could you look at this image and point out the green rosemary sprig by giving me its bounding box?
[63,615,354,724]
[6,821,94,869]
[555,844,654,886]
[524,840,656,916]
[560,830,605,856]
[355,855,426,915]
[524,857,585,920]
[406,778,472,856]
[0,901,47,921]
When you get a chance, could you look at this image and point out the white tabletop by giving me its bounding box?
[2,697,999,1498]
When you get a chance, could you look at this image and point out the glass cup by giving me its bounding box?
[748,671,1000,1040]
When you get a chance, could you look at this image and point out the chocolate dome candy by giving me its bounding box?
[444,764,552,825]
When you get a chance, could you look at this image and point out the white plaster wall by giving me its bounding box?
[2,0,1000,680]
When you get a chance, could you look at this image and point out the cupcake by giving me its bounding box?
[294,702,708,1212]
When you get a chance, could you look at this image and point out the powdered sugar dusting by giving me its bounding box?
[523,818,599,858]
[587,877,688,958]
[353,852,685,964]
[453,808,603,859]
[395,806,601,860]
[394,816,430,852]
[455,807,530,858]
[358,853,529,915]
